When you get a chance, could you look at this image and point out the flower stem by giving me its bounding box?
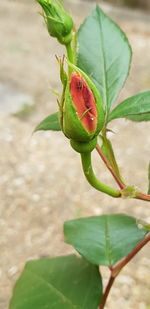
[81,152,121,198]
[66,41,74,75]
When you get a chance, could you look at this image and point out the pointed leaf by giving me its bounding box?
[77,5,132,112]
[64,215,148,267]
[108,91,150,122]
[9,255,102,309]
[100,136,123,183]
[34,112,61,132]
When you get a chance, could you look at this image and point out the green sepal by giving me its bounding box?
[36,0,74,45]
[62,86,92,141]
[70,137,97,153]
[62,63,105,142]
[56,56,68,86]
[56,56,68,129]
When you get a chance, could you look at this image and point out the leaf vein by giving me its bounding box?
[25,268,80,309]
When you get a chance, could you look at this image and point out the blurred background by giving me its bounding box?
[94,0,150,9]
[0,0,150,308]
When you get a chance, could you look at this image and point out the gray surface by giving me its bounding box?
[0,1,150,308]
[0,83,34,115]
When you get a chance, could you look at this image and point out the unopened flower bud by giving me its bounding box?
[61,69,105,142]
[36,0,73,45]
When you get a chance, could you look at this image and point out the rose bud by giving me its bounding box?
[61,67,105,142]
[36,0,73,45]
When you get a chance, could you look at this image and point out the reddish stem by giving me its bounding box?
[96,145,150,202]
[99,233,150,309]
[99,275,115,309]
[135,191,150,202]
[112,232,150,277]
[96,144,125,190]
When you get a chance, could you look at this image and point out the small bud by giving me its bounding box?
[36,0,73,45]
[61,68,105,142]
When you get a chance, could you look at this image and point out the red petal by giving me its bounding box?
[70,73,97,132]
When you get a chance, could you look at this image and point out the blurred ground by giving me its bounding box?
[0,0,150,308]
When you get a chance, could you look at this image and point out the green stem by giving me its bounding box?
[66,41,74,75]
[81,152,121,198]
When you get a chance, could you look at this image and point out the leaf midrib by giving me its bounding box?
[104,216,112,265]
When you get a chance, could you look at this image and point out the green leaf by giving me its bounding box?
[77,5,132,112]
[100,135,124,183]
[148,163,150,194]
[34,112,61,132]
[108,91,150,122]
[64,215,148,267]
[9,255,102,309]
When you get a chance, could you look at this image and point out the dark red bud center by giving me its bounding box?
[70,72,97,132]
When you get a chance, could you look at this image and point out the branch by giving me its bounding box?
[99,275,115,309]
[99,233,150,308]
[112,232,150,277]
[135,191,150,202]
[96,144,125,190]
[96,145,150,202]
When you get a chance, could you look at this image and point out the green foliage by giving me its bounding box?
[34,112,61,132]
[10,3,150,309]
[9,255,102,309]
[100,136,123,182]
[64,214,148,266]
[108,91,150,122]
[77,5,132,113]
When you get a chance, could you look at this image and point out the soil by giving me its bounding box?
[0,0,150,308]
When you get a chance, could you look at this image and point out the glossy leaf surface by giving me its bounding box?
[77,5,132,112]
[64,215,148,266]
[34,112,61,132]
[100,136,123,182]
[108,91,150,122]
[9,255,102,309]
